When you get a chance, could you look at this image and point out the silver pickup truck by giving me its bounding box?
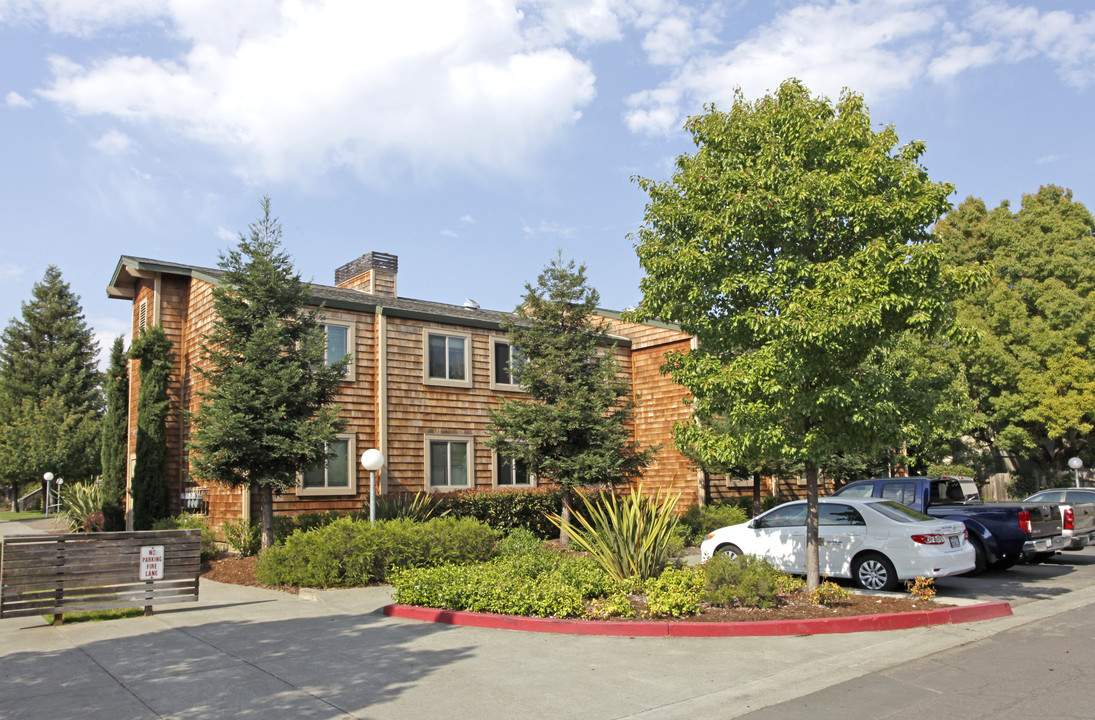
[1024,488,1095,561]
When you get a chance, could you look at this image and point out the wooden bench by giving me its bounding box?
[1,529,200,625]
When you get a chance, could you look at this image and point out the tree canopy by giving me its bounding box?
[486,253,655,542]
[936,186,1095,488]
[0,266,102,501]
[188,198,346,548]
[100,336,128,530]
[630,79,972,587]
[130,325,173,530]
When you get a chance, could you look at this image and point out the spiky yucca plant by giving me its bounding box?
[374,492,445,521]
[59,481,106,532]
[547,485,680,582]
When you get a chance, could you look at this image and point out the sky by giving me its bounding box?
[1,0,1093,366]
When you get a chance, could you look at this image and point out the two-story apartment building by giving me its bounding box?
[106,251,706,531]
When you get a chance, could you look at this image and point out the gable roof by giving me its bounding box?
[106,255,639,341]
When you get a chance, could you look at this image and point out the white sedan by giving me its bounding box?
[699,497,976,591]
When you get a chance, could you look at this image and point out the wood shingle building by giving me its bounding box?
[106,251,705,532]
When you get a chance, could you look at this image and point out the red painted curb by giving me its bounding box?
[382,600,1013,637]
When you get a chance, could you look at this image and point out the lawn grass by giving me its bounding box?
[0,510,47,522]
[44,607,145,624]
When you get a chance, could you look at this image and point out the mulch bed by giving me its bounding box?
[200,556,942,621]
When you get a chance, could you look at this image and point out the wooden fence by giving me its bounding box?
[1,529,200,625]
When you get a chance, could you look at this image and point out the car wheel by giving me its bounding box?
[716,543,742,560]
[961,536,988,576]
[852,553,897,592]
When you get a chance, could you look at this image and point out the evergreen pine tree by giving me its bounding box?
[486,253,655,544]
[0,266,102,505]
[101,336,129,530]
[130,326,173,530]
[189,198,346,549]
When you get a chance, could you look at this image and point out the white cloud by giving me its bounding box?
[215,226,237,242]
[0,262,25,279]
[0,0,169,35]
[522,219,577,238]
[92,129,134,154]
[624,0,1095,136]
[460,214,475,224]
[440,228,459,238]
[5,90,33,107]
[91,315,131,370]
[36,0,600,183]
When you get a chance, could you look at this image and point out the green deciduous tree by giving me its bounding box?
[129,326,172,530]
[0,266,102,507]
[101,336,129,530]
[189,198,346,549]
[936,186,1095,487]
[486,254,655,545]
[630,80,972,588]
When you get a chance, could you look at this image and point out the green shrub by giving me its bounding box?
[222,517,261,557]
[702,554,783,609]
[587,587,636,619]
[151,513,219,562]
[808,580,852,606]
[548,486,680,582]
[644,566,704,617]
[496,527,546,556]
[389,549,612,618]
[434,488,564,538]
[927,464,976,480]
[255,516,499,588]
[678,503,749,546]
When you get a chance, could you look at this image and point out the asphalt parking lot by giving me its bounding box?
[3,521,1094,720]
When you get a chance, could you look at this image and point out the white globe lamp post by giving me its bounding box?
[1068,456,1083,488]
[361,449,386,524]
[43,472,54,516]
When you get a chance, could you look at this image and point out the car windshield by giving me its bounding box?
[868,501,934,523]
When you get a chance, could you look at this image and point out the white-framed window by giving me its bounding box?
[493,450,533,487]
[425,435,473,491]
[489,337,524,391]
[319,317,355,380]
[298,433,357,496]
[423,330,472,388]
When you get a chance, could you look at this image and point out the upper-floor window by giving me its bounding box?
[318,319,355,380]
[490,337,524,391]
[423,330,472,388]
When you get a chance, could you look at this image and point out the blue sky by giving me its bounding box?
[1,0,1093,365]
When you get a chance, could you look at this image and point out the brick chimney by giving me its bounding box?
[335,252,398,297]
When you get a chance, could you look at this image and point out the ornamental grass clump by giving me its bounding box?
[547,485,681,582]
[59,481,105,533]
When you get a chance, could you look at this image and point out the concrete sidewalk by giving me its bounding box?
[4,559,1095,720]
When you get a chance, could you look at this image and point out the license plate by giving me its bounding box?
[949,536,961,548]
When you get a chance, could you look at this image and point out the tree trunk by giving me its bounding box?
[752,471,762,517]
[805,462,820,590]
[260,485,275,550]
[558,486,572,548]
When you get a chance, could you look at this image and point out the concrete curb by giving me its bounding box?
[382,600,1013,637]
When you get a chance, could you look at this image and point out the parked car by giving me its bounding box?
[1023,489,1095,560]
[833,476,1064,573]
[698,497,975,592]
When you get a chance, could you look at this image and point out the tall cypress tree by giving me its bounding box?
[129,326,173,530]
[0,266,102,505]
[101,336,129,530]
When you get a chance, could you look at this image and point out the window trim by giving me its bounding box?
[491,448,535,488]
[424,434,475,492]
[422,330,473,388]
[489,336,524,392]
[319,315,356,382]
[297,433,358,497]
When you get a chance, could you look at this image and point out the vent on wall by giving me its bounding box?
[138,299,148,332]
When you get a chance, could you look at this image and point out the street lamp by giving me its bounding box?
[361,449,385,524]
[43,472,54,516]
[1068,457,1084,488]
